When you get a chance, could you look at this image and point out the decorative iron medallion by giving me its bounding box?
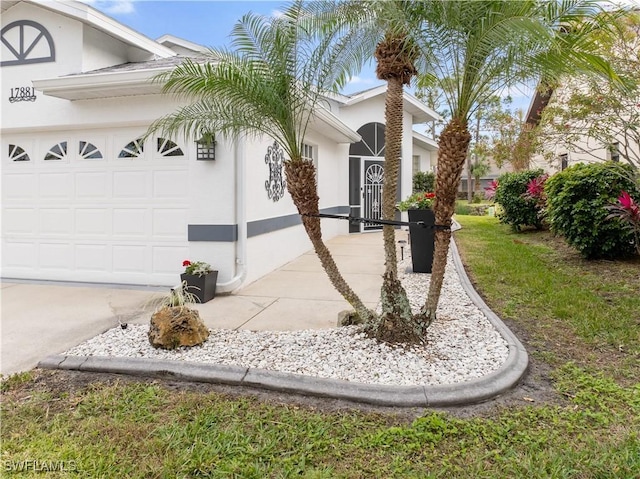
[264,141,287,202]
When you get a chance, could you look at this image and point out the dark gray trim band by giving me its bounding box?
[247,206,349,238]
[188,207,350,242]
[188,224,238,242]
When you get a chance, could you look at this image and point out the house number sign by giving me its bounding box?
[9,86,37,103]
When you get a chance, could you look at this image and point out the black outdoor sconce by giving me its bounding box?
[196,133,216,161]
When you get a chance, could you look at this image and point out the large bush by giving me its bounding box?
[413,171,435,193]
[545,162,640,259]
[494,169,546,231]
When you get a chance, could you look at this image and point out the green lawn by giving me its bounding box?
[2,216,639,478]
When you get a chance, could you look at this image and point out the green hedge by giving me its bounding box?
[545,162,639,259]
[494,169,546,231]
[413,171,435,193]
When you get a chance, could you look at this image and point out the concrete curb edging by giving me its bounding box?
[38,236,529,407]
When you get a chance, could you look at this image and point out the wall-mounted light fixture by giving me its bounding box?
[196,133,216,161]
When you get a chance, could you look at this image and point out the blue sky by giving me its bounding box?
[84,0,538,106]
[83,0,383,94]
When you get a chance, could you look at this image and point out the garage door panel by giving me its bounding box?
[153,170,188,198]
[3,209,36,235]
[38,173,73,198]
[75,244,110,271]
[39,243,73,269]
[152,209,188,238]
[3,174,36,199]
[76,172,108,198]
[113,209,147,237]
[76,209,110,236]
[3,241,37,267]
[113,171,148,198]
[112,245,147,273]
[40,209,72,236]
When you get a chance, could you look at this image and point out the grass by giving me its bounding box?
[2,216,639,478]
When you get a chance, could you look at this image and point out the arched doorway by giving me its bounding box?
[349,122,399,232]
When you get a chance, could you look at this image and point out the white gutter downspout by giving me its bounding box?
[215,136,247,293]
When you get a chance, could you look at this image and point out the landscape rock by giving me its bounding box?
[148,306,209,350]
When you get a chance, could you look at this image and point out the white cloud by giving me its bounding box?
[79,1,136,15]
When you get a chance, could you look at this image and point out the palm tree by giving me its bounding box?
[409,0,622,324]
[305,1,433,343]
[148,2,376,323]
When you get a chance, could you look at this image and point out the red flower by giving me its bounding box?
[425,192,436,199]
[618,191,640,218]
[182,260,191,267]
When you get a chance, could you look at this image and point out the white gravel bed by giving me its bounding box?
[64,251,509,386]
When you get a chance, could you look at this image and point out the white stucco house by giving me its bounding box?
[1,0,439,291]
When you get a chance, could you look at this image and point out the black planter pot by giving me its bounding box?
[180,271,218,303]
[407,209,435,273]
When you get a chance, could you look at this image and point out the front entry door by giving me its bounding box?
[363,159,384,231]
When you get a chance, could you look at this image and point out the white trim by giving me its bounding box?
[311,107,362,144]
[156,34,208,54]
[412,130,438,151]
[32,67,173,100]
[343,86,442,124]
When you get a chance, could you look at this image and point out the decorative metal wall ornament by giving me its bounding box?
[264,141,287,202]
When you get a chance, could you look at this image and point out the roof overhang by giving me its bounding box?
[32,68,172,100]
[13,0,176,59]
[412,130,438,151]
[310,107,361,144]
[344,85,442,124]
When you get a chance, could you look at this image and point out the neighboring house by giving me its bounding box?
[1,0,439,290]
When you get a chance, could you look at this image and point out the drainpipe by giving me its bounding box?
[215,136,247,293]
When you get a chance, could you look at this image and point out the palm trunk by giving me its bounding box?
[422,118,471,324]
[368,75,424,344]
[381,77,403,281]
[285,159,375,323]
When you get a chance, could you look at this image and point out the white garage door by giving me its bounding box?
[1,130,191,286]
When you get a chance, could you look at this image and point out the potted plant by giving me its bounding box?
[180,260,218,303]
[397,192,436,273]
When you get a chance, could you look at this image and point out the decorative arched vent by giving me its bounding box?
[8,144,30,161]
[157,138,183,157]
[349,122,385,157]
[79,141,102,159]
[44,142,67,161]
[119,138,144,158]
[1,20,55,67]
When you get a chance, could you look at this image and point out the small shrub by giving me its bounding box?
[494,169,546,231]
[545,162,640,259]
[454,202,472,215]
[413,171,435,193]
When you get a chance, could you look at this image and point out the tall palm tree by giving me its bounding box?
[408,0,622,324]
[148,1,376,323]
[304,0,433,343]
